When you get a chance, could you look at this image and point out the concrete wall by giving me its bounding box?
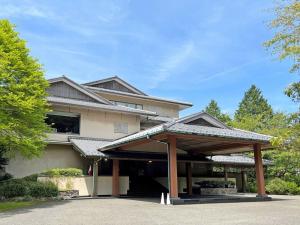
[5,144,88,178]
[47,105,140,141]
[96,93,180,118]
[38,176,129,196]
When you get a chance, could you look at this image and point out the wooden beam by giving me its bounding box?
[168,135,178,199]
[112,159,120,197]
[254,144,267,197]
[186,162,192,196]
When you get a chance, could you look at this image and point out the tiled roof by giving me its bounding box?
[69,137,272,166]
[85,86,193,108]
[47,96,157,116]
[70,137,112,157]
[100,121,272,151]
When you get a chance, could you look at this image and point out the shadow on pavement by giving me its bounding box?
[0,200,70,218]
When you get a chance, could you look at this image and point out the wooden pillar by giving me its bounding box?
[224,165,228,182]
[112,159,120,197]
[186,162,192,196]
[241,170,247,193]
[168,136,178,199]
[92,159,98,197]
[254,144,266,197]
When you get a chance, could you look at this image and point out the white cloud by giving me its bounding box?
[0,2,50,18]
[150,41,196,88]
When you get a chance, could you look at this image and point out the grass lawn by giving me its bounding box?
[0,201,42,212]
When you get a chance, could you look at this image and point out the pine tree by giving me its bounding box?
[234,85,273,122]
[204,100,231,124]
[0,20,50,158]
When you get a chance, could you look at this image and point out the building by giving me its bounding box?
[5,76,272,202]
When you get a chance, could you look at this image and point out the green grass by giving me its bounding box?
[0,201,41,212]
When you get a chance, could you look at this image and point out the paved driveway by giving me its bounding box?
[1,195,299,225]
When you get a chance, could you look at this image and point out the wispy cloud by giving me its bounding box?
[0,1,51,18]
[196,57,269,84]
[150,41,196,89]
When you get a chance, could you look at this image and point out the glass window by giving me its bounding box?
[45,113,80,134]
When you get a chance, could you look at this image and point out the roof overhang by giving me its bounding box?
[47,96,157,116]
[99,123,272,156]
[85,86,193,110]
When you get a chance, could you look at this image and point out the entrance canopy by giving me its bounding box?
[98,113,272,156]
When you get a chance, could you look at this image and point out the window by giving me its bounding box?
[114,122,128,134]
[45,112,80,134]
[111,101,143,110]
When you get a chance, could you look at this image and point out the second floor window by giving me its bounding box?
[111,101,143,110]
[45,112,80,134]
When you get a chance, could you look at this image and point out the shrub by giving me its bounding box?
[28,181,58,198]
[23,174,38,182]
[266,178,300,195]
[0,173,12,181]
[0,178,58,199]
[42,168,83,177]
[0,179,27,198]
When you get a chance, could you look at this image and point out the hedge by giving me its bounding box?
[266,178,300,195]
[0,179,58,199]
[41,168,83,177]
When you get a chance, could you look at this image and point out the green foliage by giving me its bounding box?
[204,99,231,124]
[266,178,300,195]
[0,178,58,199]
[265,1,300,102]
[234,85,273,122]
[42,168,83,177]
[23,174,38,182]
[0,19,50,159]
[0,179,27,198]
[28,181,58,198]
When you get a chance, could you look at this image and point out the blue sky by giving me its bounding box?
[0,0,298,116]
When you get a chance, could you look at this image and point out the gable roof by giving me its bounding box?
[177,112,231,129]
[99,117,272,152]
[84,85,193,109]
[48,76,112,105]
[83,76,147,96]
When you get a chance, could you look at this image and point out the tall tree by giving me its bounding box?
[264,0,300,103]
[0,20,50,158]
[204,100,231,123]
[234,85,273,122]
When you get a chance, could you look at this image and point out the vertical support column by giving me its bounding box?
[254,144,266,197]
[241,170,247,193]
[92,159,98,197]
[224,165,228,182]
[112,159,120,197]
[168,136,178,199]
[186,162,192,196]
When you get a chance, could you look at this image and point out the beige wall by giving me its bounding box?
[38,176,129,196]
[5,144,88,178]
[47,105,140,141]
[96,93,180,118]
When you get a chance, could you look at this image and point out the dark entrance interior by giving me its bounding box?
[120,160,168,197]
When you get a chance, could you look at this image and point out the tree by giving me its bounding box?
[204,100,231,124]
[264,0,300,102]
[234,85,273,122]
[0,20,50,158]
